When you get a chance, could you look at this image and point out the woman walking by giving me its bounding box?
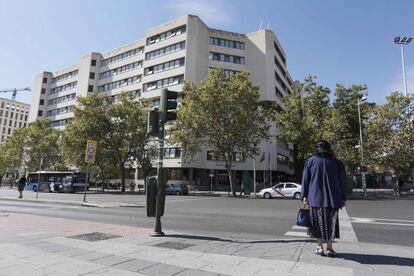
[301,140,347,257]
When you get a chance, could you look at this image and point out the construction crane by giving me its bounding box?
[0,87,31,100]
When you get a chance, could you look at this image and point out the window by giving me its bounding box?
[209,37,245,50]
[47,106,73,117]
[98,75,141,92]
[51,70,79,83]
[99,60,143,80]
[50,81,77,94]
[163,148,181,159]
[9,120,12,126]
[277,154,289,165]
[143,75,184,92]
[41,88,46,94]
[145,41,186,61]
[275,72,287,92]
[208,52,245,65]
[147,25,186,45]
[101,47,144,66]
[24,115,27,121]
[286,183,296,188]
[14,121,17,127]
[48,93,76,105]
[274,41,286,65]
[19,122,22,127]
[1,136,4,142]
[144,58,185,76]
[37,110,43,116]
[89,72,95,79]
[39,99,44,105]
[42,78,47,84]
[10,112,13,118]
[7,128,11,134]
[20,114,23,120]
[275,86,284,100]
[1,102,3,108]
[88,85,94,92]
[274,56,286,78]
[91,59,97,66]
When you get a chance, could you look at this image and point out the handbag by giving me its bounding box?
[296,205,310,227]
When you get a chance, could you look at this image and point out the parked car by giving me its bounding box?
[166,183,188,195]
[258,182,302,199]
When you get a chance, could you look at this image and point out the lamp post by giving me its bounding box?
[357,95,367,198]
[394,36,412,96]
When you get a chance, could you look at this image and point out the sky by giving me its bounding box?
[0,0,413,105]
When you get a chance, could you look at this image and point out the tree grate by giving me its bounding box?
[67,232,122,242]
[154,241,194,250]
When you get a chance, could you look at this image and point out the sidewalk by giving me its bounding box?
[0,212,413,275]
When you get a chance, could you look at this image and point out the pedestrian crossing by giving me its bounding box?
[284,225,309,238]
[283,208,358,242]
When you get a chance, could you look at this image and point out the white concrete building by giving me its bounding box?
[0,97,30,144]
[30,15,294,189]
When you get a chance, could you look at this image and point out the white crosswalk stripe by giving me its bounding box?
[283,207,358,242]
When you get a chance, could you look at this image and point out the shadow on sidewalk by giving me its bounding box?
[338,253,414,267]
[166,233,313,244]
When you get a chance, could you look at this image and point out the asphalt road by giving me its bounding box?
[1,188,414,247]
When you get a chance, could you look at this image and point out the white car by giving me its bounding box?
[259,182,302,199]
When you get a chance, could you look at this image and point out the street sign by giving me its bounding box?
[85,140,97,164]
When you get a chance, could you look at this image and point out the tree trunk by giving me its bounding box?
[226,161,236,197]
[293,144,305,182]
[120,164,126,193]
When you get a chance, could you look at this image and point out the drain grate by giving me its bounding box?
[154,241,194,250]
[67,232,122,242]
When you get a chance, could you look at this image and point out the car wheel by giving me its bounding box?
[176,191,181,196]
[264,192,271,199]
[294,192,301,200]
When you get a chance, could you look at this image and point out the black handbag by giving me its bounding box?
[296,205,310,227]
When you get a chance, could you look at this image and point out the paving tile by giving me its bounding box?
[92,255,134,266]
[48,259,106,275]
[138,263,186,276]
[57,248,91,257]
[84,267,147,276]
[113,259,158,272]
[73,251,112,261]
[175,268,221,276]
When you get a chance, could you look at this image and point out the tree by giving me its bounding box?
[61,92,152,192]
[326,84,375,172]
[24,119,63,171]
[275,76,331,180]
[172,69,270,196]
[365,92,414,175]
[0,127,28,183]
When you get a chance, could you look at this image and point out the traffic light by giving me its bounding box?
[147,108,160,135]
[160,88,178,123]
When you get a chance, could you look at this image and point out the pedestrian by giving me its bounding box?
[239,182,245,196]
[17,175,27,199]
[301,140,347,258]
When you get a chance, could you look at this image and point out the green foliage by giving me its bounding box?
[275,76,331,177]
[61,92,152,192]
[24,119,63,171]
[326,84,375,172]
[365,92,414,173]
[172,68,270,196]
[0,127,28,177]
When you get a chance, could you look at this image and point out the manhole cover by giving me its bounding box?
[67,232,122,242]
[154,241,194,250]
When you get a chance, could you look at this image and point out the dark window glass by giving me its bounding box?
[91,59,97,66]
[42,78,47,83]
[41,88,46,94]
[89,72,95,79]
[88,85,94,92]
[39,99,44,105]
[37,110,43,116]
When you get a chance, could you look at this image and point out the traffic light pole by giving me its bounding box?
[150,88,178,237]
[152,123,165,237]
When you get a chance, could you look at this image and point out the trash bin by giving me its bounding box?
[146,176,157,217]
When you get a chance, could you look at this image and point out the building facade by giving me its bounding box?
[30,15,294,189]
[0,97,30,144]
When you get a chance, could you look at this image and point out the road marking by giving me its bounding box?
[283,207,358,242]
[350,217,414,227]
[285,231,308,237]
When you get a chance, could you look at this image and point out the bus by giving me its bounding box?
[26,171,88,193]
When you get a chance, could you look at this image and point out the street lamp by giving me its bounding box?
[394,36,412,96]
[357,95,367,198]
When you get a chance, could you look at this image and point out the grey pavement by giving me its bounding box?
[0,209,413,275]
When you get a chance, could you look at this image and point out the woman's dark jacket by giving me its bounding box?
[301,156,347,208]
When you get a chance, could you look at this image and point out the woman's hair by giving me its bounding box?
[315,140,334,157]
